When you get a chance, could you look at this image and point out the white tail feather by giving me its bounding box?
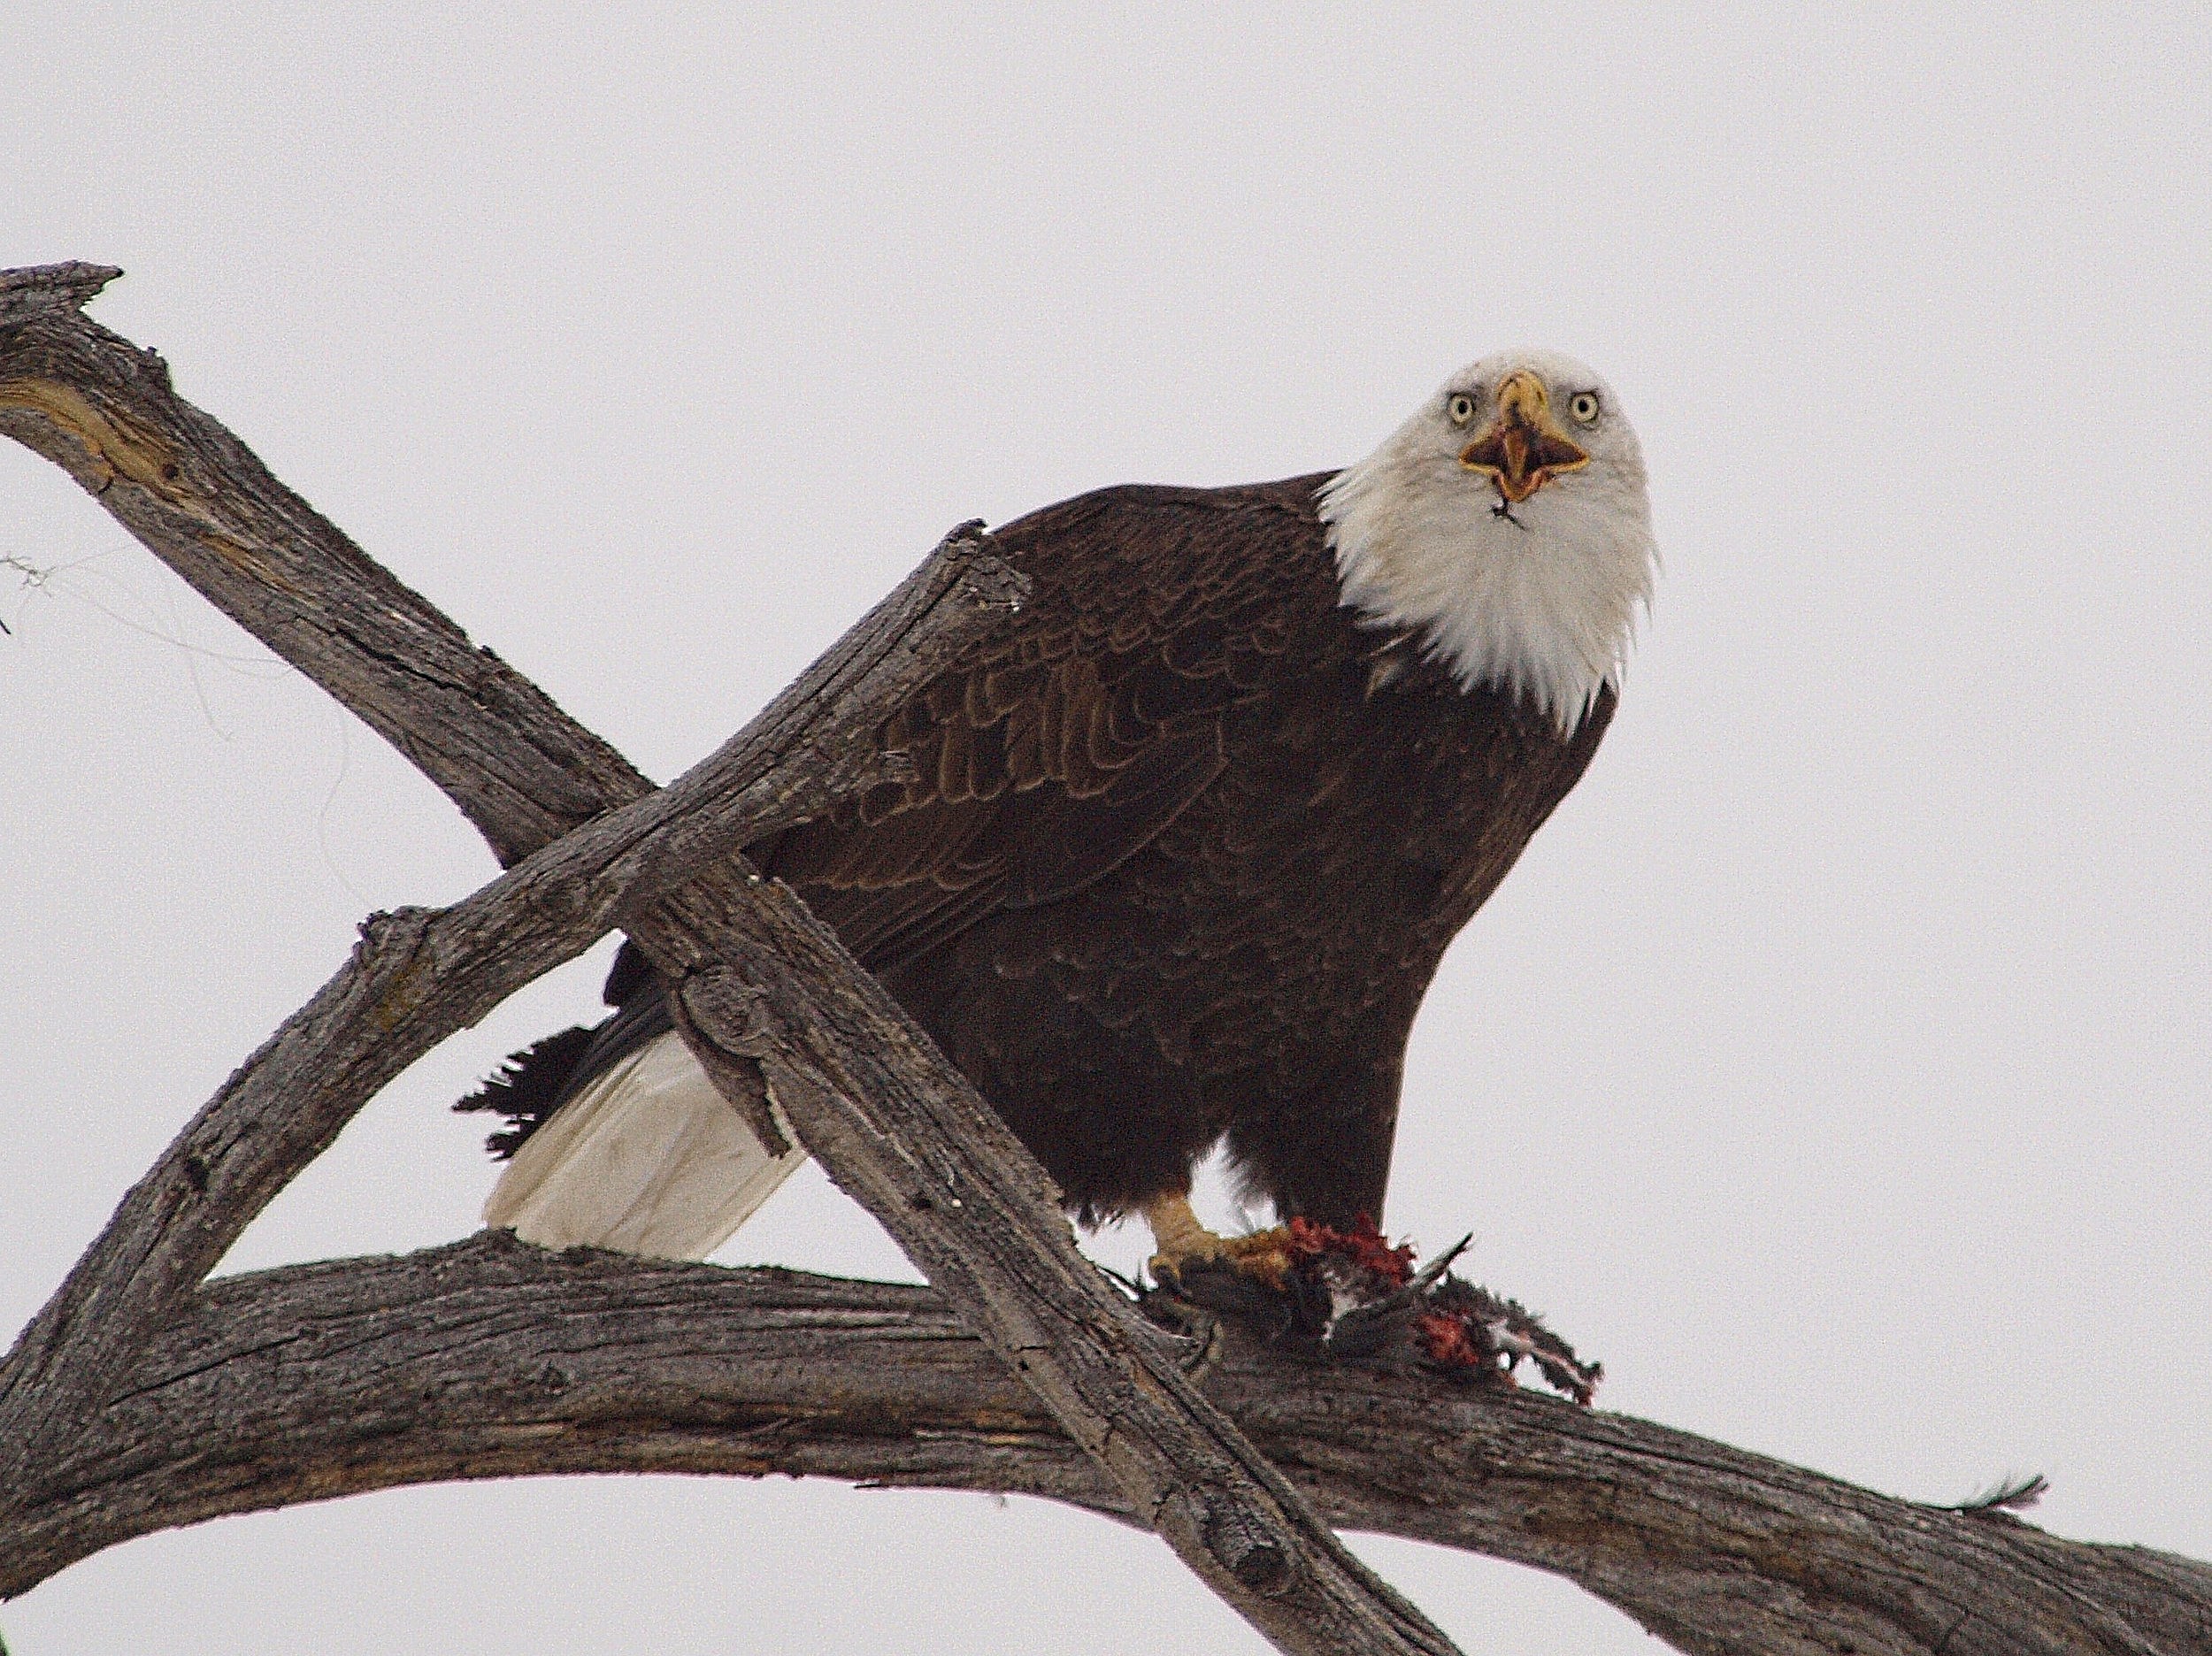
[482,1029,807,1260]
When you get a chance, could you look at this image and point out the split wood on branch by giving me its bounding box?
[0,262,1455,1656]
[1,263,2205,1654]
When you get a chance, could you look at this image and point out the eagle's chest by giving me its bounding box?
[1182,661,1543,941]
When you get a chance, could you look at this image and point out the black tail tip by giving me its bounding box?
[454,1025,595,1160]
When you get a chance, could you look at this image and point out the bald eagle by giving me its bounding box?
[461,351,1656,1276]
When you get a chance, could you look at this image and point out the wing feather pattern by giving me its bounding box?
[759,479,1335,971]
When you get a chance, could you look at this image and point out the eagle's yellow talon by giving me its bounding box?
[1143,1194,1293,1289]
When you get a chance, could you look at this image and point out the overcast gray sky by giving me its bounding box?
[4,6,2207,1652]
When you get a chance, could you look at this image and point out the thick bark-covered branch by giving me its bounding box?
[0,263,1456,1656]
[0,281,1022,1464]
[10,1237,2208,1656]
[0,518,1017,1491]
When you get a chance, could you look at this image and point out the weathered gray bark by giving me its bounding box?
[3,262,2206,1654]
[11,1238,2210,1656]
[0,510,1017,1488]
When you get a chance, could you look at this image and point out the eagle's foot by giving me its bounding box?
[1141,1194,1293,1291]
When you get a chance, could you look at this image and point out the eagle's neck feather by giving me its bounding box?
[1317,446,1655,735]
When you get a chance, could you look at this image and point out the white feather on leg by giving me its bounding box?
[481,1029,807,1261]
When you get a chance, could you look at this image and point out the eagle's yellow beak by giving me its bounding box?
[1458,371,1590,504]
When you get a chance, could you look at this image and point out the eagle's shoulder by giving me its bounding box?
[754,472,1349,967]
[983,472,1337,625]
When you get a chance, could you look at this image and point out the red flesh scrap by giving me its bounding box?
[1282,1214,1416,1285]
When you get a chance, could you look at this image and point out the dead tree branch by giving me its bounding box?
[10,1237,2210,1656]
[0,514,1018,1489]
[3,262,2206,1654]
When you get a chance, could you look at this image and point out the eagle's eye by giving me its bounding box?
[1447,393,1477,426]
[1568,391,1601,426]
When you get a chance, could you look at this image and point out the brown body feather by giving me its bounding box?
[748,472,1614,1225]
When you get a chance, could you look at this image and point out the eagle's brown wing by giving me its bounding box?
[754,476,1341,970]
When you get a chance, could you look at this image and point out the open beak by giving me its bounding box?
[1458,371,1590,503]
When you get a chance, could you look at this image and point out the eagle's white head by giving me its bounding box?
[1319,349,1657,733]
